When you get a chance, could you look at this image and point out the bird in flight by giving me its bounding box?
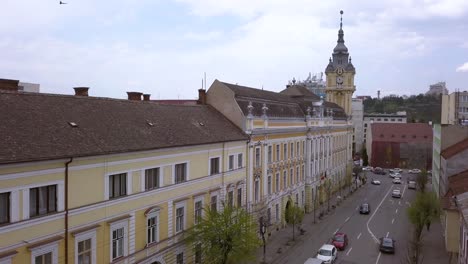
[59,1,67,4]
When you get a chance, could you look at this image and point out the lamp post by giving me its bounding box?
[260,219,267,263]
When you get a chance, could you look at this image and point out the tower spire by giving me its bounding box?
[340,10,343,30]
[333,10,348,54]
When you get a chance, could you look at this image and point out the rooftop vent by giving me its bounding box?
[127,92,143,101]
[143,94,151,101]
[73,87,89,96]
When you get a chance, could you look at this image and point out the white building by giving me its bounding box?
[363,111,407,144]
[352,98,364,153]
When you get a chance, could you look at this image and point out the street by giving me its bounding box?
[275,170,418,264]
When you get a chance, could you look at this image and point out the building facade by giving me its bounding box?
[206,80,354,234]
[351,98,364,153]
[363,112,407,145]
[442,91,468,125]
[426,81,449,96]
[0,87,249,264]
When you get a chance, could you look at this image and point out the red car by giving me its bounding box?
[332,232,348,250]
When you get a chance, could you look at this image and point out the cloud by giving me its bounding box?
[456,62,468,72]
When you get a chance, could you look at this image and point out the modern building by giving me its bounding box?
[288,72,327,98]
[442,91,468,125]
[1,78,40,93]
[0,84,250,264]
[351,98,364,153]
[206,80,353,233]
[362,112,407,144]
[366,123,433,169]
[427,81,449,96]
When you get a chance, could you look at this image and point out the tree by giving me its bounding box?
[324,179,333,212]
[406,191,440,263]
[416,169,429,193]
[186,204,261,264]
[285,202,304,241]
[362,147,369,166]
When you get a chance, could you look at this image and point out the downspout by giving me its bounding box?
[65,157,73,264]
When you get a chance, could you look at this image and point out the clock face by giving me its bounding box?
[336,76,344,85]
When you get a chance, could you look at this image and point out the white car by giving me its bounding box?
[316,244,337,264]
[389,172,401,178]
[363,166,373,171]
[409,169,421,174]
[389,168,403,173]
[304,258,325,264]
[392,189,402,198]
[392,178,401,184]
[371,180,381,185]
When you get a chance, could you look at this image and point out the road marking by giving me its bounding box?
[395,209,398,214]
[357,233,362,240]
[386,231,389,237]
[345,216,350,222]
[335,228,339,234]
[392,218,395,224]
[375,252,382,264]
[398,201,401,206]
[346,247,353,256]
[356,206,359,210]
[367,185,393,244]
[406,201,411,206]
[401,184,408,198]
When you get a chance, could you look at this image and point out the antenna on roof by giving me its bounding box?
[262,85,264,90]
[204,72,207,90]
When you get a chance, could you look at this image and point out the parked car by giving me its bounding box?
[408,181,417,189]
[316,244,337,264]
[371,179,381,185]
[304,258,325,264]
[379,237,395,254]
[332,232,348,250]
[392,178,401,184]
[392,189,401,198]
[363,166,374,171]
[409,169,421,174]
[391,168,403,173]
[373,167,386,175]
[389,172,401,178]
[359,203,370,214]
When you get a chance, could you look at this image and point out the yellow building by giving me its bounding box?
[205,80,354,232]
[0,85,248,264]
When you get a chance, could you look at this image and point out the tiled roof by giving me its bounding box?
[218,81,346,119]
[370,123,433,143]
[442,169,468,210]
[0,91,247,164]
[441,137,468,159]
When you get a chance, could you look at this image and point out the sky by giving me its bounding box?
[1,0,468,99]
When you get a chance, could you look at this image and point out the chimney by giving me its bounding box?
[73,87,89,96]
[127,92,143,101]
[198,89,206,105]
[0,78,19,92]
[143,94,151,101]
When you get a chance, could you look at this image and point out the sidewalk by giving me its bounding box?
[255,182,362,264]
[420,218,450,264]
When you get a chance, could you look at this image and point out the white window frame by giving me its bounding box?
[237,153,243,168]
[109,219,128,262]
[146,208,160,245]
[175,201,187,234]
[210,193,219,212]
[276,144,280,161]
[267,175,272,195]
[237,187,243,207]
[255,147,261,168]
[254,179,260,202]
[30,241,59,264]
[194,196,204,224]
[275,172,280,193]
[0,188,20,223]
[172,161,190,184]
[104,171,131,200]
[228,155,235,171]
[208,156,221,176]
[268,145,272,164]
[142,167,161,191]
[20,181,64,220]
[175,246,185,264]
[74,230,97,264]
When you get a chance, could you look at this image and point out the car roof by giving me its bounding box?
[304,258,324,264]
[334,232,346,236]
[320,244,335,250]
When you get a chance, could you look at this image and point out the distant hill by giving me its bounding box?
[363,94,442,123]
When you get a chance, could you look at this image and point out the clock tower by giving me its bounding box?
[325,10,356,116]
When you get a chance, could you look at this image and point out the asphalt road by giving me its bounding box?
[282,170,418,264]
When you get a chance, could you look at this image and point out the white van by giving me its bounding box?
[408,181,416,189]
[304,258,325,264]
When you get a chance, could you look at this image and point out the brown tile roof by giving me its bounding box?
[152,100,198,105]
[442,169,468,210]
[370,123,433,143]
[441,137,468,159]
[0,91,247,164]
[218,81,346,119]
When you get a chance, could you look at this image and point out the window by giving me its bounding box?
[398,118,402,121]
[391,118,395,121]
[291,143,294,158]
[255,148,261,168]
[175,163,187,184]
[237,188,242,207]
[275,173,280,192]
[301,165,305,182]
[228,155,235,170]
[195,243,202,264]
[296,142,300,156]
[147,214,158,244]
[112,227,125,260]
[275,204,280,222]
[210,157,220,175]
[267,176,272,195]
[176,252,184,264]
[296,193,299,204]
[175,207,185,233]
[145,168,160,190]
[254,180,259,202]
[77,239,92,264]
[290,169,293,186]
[194,200,203,224]
[377,118,381,121]
[283,144,287,159]
[237,153,243,168]
[228,191,234,208]
[30,185,57,217]
[35,252,52,264]
[302,141,305,156]
[283,171,287,189]
[384,118,388,121]
[211,196,217,212]
[109,173,127,199]
[268,146,272,163]
[364,123,367,127]
[296,167,299,183]
[302,191,305,206]
[0,192,10,224]
[370,118,374,121]
[276,144,280,161]
[267,208,271,225]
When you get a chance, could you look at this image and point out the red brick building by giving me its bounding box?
[367,123,433,169]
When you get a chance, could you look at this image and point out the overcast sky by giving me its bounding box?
[1,0,468,99]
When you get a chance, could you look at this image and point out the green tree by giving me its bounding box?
[285,202,305,241]
[406,191,440,263]
[186,204,261,264]
[416,169,429,193]
[362,148,369,166]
